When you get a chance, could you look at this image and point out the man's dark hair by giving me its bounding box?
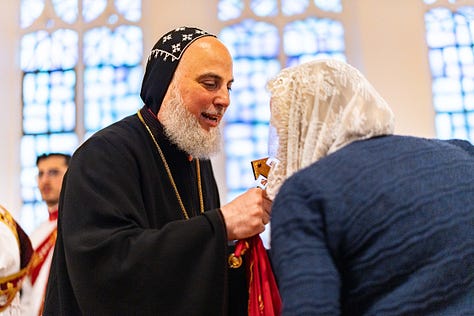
[36,153,71,166]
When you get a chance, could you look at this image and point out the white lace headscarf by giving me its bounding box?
[266,59,395,200]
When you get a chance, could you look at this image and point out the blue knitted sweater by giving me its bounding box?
[270,135,474,315]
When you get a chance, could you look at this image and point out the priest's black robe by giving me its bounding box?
[43,107,247,315]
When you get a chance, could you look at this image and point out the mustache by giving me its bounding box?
[205,105,225,116]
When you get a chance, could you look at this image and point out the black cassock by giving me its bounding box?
[44,107,247,315]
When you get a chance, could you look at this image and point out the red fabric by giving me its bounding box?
[234,236,282,316]
[48,209,58,221]
[29,229,57,285]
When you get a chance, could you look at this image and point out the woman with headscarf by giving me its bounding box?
[267,59,474,315]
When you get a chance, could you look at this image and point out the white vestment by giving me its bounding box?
[20,218,57,316]
[0,209,21,316]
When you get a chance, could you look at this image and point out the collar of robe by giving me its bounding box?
[48,208,58,221]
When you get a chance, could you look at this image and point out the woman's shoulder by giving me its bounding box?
[444,138,474,155]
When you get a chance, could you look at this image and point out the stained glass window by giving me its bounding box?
[218,0,244,21]
[52,0,78,23]
[284,18,345,66]
[21,30,78,71]
[20,0,143,232]
[20,0,45,28]
[115,0,142,21]
[424,4,474,141]
[251,0,278,17]
[218,0,344,200]
[220,20,281,200]
[314,0,342,12]
[83,25,143,136]
[282,0,309,16]
[83,0,107,22]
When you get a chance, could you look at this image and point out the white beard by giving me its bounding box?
[159,86,222,159]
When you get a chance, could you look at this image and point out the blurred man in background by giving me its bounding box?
[21,153,70,316]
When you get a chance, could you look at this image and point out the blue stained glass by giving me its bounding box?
[452,113,468,135]
[115,0,142,21]
[282,0,309,16]
[21,0,44,28]
[219,20,284,198]
[83,0,107,22]
[469,113,474,126]
[20,137,37,167]
[435,114,452,138]
[84,66,142,133]
[314,0,342,12]
[465,93,474,110]
[459,46,474,65]
[21,0,144,229]
[23,104,48,134]
[443,46,459,65]
[21,134,78,162]
[84,27,110,66]
[20,168,38,198]
[425,8,456,48]
[425,6,474,141]
[432,77,461,95]
[455,23,471,45]
[52,0,78,23]
[454,128,468,139]
[84,25,143,133]
[220,20,279,58]
[218,0,244,21]
[21,30,78,71]
[113,25,143,64]
[463,77,474,93]
[283,18,345,66]
[251,0,277,17]
[433,93,464,112]
[224,124,269,189]
[428,50,444,77]
[226,159,246,189]
[459,6,474,20]
[23,70,76,134]
[84,26,142,67]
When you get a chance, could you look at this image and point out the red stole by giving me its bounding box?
[232,236,282,316]
[48,209,58,221]
[29,227,57,285]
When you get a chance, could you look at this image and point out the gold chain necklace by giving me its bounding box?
[137,110,204,220]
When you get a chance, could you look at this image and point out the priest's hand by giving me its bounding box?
[220,188,272,241]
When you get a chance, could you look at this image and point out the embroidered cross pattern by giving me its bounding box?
[147,27,214,63]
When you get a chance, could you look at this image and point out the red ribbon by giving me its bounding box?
[29,229,57,285]
[235,236,282,316]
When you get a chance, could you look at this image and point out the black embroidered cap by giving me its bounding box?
[140,26,216,114]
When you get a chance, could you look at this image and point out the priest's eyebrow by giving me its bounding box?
[197,73,234,87]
